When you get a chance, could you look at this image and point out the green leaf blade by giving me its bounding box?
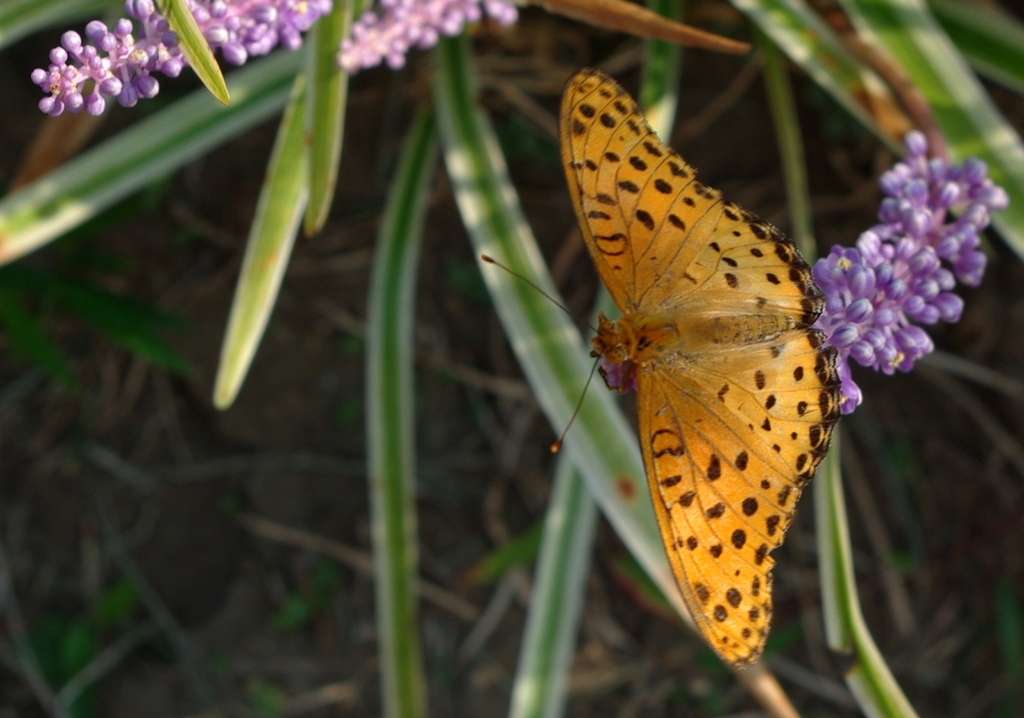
[213,75,310,408]
[365,105,437,718]
[156,0,229,105]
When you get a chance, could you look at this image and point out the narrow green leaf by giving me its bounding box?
[303,0,355,235]
[640,0,684,139]
[815,433,919,718]
[0,291,74,385]
[608,553,678,623]
[510,21,684,718]
[213,76,309,408]
[757,28,815,258]
[0,50,302,265]
[841,0,1024,259]
[509,459,597,718]
[366,105,437,718]
[432,34,679,623]
[731,0,898,151]
[464,521,544,586]
[0,263,188,373]
[0,0,110,50]
[995,577,1024,715]
[434,32,799,716]
[928,0,1024,97]
[156,0,229,105]
[55,281,191,373]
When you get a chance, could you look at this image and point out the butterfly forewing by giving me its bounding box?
[560,68,841,667]
[560,68,723,312]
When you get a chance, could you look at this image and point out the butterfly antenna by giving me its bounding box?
[480,254,602,452]
[480,255,594,331]
[550,357,601,454]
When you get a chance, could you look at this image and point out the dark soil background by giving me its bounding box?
[2,2,1024,716]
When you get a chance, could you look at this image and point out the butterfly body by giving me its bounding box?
[595,311,797,361]
[561,68,842,666]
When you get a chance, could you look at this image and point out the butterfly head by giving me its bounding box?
[590,312,638,393]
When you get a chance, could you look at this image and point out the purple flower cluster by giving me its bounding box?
[338,0,518,73]
[814,131,1008,414]
[32,0,330,116]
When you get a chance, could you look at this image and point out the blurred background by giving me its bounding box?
[1,0,1024,716]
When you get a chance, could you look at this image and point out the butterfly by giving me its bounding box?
[559,68,842,667]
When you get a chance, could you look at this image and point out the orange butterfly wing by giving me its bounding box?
[560,68,841,666]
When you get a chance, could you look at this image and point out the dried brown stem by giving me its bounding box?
[236,513,481,622]
[533,0,750,55]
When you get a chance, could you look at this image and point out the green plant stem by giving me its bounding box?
[366,105,437,718]
[815,432,919,717]
[757,28,815,258]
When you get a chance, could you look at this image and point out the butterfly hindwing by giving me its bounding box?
[637,365,778,665]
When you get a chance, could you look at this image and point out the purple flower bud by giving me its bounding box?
[846,297,873,324]
[831,324,860,348]
[848,264,875,297]
[935,233,960,259]
[873,307,896,327]
[954,251,987,287]
[908,248,938,275]
[979,185,1009,211]
[206,25,229,45]
[936,268,955,291]
[906,179,928,206]
[961,157,987,184]
[64,90,84,111]
[134,74,159,98]
[222,42,247,65]
[61,31,83,53]
[338,0,521,73]
[903,294,926,316]
[162,56,185,77]
[824,295,845,318]
[118,83,138,106]
[936,181,960,208]
[39,96,63,115]
[907,278,937,302]
[934,293,964,322]
[839,378,862,414]
[961,203,989,228]
[126,0,154,19]
[863,328,886,350]
[910,304,940,325]
[878,197,902,225]
[886,277,907,301]
[850,341,875,366]
[877,342,899,368]
[254,5,277,23]
[814,132,1006,410]
[874,261,894,288]
[928,157,948,182]
[36,0,331,116]
[879,172,904,196]
[85,91,106,115]
[904,131,927,157]
[904,208,932,238]
[895,325,930,354]
[84,20,108,42]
